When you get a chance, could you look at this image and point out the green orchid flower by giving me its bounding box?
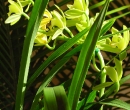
[39,9,52,30]
[5,0,23,25]
[50,6,67,40]
[34,32,47,46]
[105,58,122,82]
[5,0,30,25]
[51,10,66,29]
[75,13,99,43]
[19,0,31,7]
[19,0,34,12]
[93,58,123,94]
[51,5,66,29]
[97,25,130,53]
[65,0,89,19]
[19,0,34,7]
[64,0,90,44]
[65,0,89,32]
[34,9,52,46]
[104,58,123,93]
[111,26,129,51]
[34,7,67,49]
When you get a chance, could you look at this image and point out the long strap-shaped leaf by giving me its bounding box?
[44,86,70,110]
[27,27,89,88]
[89,0,112,10]
[15,0,49,110]
[67,0,110,110]
[30,45,82,110]
[99,98,130,110]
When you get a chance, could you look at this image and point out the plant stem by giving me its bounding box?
[29,0,34,6]
[92,50,100,72]
[56,35,70,41]
[65,27,74,38]
[97,51,106,97]
[17,0,30,20]
[97,50,106,110]
[22,12,30,20]
[45,40,56,50]
[17,0,23,9]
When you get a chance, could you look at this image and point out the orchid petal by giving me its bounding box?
[8,0,23,16]
[105,66,118,82]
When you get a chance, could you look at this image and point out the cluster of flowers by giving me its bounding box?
[5,0,130,92]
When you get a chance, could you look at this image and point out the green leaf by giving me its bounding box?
[99,27,130,41]
[99,98,130,110]
[106,5,130,15]
[27,27,89,88]
[84,103,97,110]
[15,0,49,110]
[109,11,130,21]
[100,19,115,37]
[77,90,97,110]
[30,45,82,110]
[44,86,70,110]
[119,51,127,60]
[53,86,70,110]
[44,87,58,110]
[120,74,130,85]
[89,0,113,10]
[86,90,97,103]
[92,82,114,90]
[68,0,110,109]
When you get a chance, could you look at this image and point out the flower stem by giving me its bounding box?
[92,50,100,72]
[22,12,30,20]
[56,35,70,41]
[17,0,22,9]
[45,40,56,50]
[65,27,74,38]
[97,50,106,110]
[29,0,34,6]
[97,51,106,97]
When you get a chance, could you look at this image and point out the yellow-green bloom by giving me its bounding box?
[34,32,47,46]
[19,0,33,7]
[39,9,52,30]
[111,25,129,51]
[19,0,34,12]
[19,0,30,7]
[93,58,123,92]
[51,10,66,29]
[8,0,23,16]
[5,0,23,25]
[35,9,52,46]
[104,58,123,92]
[65,0,89,19]
[105,58,122,82]
[97,25,130,53]
[51,8,66,40]
[65,0,90,43]
[73,0,88,12]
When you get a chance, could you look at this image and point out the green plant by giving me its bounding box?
[1,0,130,110]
